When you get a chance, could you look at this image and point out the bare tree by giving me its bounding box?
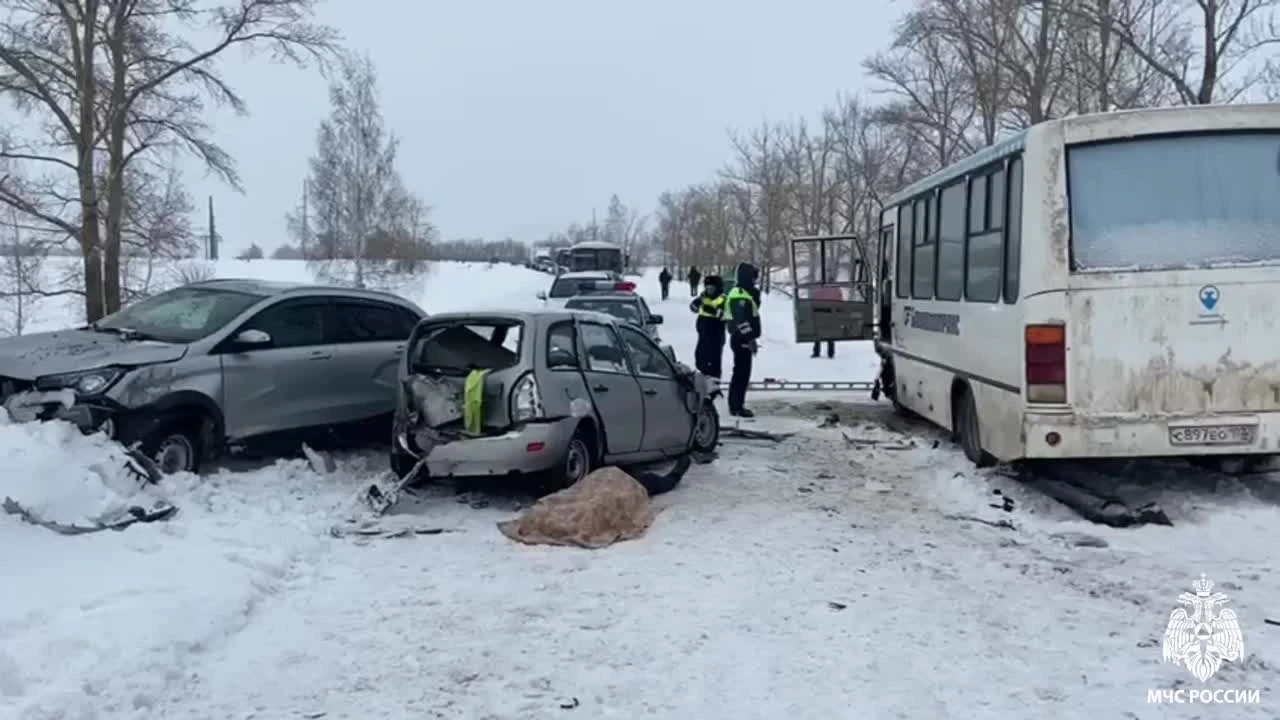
[1067,0,1280,104]
[601,194,648,268]
[0,205,50,335]
[0,0,338,322]
[864,26,979,166]
[293,54,424,288]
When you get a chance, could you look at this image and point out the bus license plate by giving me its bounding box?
[1168,425,1257,446]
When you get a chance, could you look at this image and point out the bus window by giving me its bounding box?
[1068,131,1280,270]
[936,180,966,301]
[912,195,935,299]
[895,204,912,298]
[966,167,1005,302]
[1004,157,1022,302]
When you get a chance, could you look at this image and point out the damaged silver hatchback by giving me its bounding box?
[391,309,720,487]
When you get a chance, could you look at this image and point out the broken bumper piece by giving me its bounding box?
[3,390,115,435]
[401,418,579,478]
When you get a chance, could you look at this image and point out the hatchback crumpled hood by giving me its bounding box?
[0,328,187,380]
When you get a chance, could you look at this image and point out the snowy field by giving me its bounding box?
[2,260,1278,719]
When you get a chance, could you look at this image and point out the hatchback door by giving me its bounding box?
[328,299,421,422]
[615,325,692,452]
[218,298,341,438]
[577,321,644,454]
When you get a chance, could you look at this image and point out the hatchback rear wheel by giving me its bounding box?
[550,430,593,490]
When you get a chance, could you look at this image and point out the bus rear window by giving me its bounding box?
[1068,131,1280,271]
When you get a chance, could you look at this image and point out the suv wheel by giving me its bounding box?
[692,400,719,453]
[138,416,203,475]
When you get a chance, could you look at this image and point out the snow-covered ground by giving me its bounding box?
[2,261,1278,720]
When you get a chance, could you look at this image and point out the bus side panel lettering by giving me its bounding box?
[904,306,961,336]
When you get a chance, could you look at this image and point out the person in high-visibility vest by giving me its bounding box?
[688,274,726,379]
[724,262,761,418]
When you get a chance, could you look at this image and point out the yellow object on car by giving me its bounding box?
[464,369,489,434]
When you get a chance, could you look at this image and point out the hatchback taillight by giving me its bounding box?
[1025,324,1066,403]
[510,371,544,422]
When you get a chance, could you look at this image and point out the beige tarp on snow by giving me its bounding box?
[497,467,655,548]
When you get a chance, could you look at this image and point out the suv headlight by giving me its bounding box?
[36,367,125,395]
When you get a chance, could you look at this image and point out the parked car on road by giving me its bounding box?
[390,309,719,488]
[537,271,634,308]
[0,278,426,474]
[563,292,663,341]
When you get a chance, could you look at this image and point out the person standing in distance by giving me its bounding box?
[687,266,701,296]
[688,274,726,381]
[725,262,761,418]
[658,267,672,300]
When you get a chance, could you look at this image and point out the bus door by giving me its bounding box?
[876,224,894,342]
[789,234,874,343]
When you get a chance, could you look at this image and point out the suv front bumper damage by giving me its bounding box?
[3,389,117,436]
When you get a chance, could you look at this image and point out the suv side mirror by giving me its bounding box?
[649,314,663,324]
[662,344,676,362]
[536,291,547,301]
[233,329,271,348]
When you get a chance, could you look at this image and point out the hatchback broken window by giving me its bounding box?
[410,321,523,374]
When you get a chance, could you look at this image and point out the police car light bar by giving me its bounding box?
[583,280,636,292]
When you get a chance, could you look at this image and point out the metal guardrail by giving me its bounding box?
[717,379,875,392]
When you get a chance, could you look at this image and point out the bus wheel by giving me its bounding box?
[956,388,993,468]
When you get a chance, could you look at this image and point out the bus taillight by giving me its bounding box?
[1025,324,1066,403]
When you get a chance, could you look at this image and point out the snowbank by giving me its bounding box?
[0,417,358,718]
[0,412,155,525]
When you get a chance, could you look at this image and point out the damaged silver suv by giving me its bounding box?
[0,279,426,474]
[391,309,720,487]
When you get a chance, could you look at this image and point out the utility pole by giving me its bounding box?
[300,180,309,258]
[591,207,598,242]
[207,196,219,260]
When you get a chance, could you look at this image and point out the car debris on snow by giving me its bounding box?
[1021,469,1173,527]
[301,443,336,474]
[840,431,913,450]
[2,495,177,535]
[1048,531,1109,548]
[722,426,794,442]
[943,513,1016,530]
[328,522,459,539]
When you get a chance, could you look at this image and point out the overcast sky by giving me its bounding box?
[191,0,898,254]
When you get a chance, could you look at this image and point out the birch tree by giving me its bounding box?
[293,54,425,288]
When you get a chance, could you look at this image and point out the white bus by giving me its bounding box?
[873,103,1280,467]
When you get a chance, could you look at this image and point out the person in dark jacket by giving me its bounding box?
[724,262,761,417]
[658,267,672,300]
[689,274,726,379]
[687,266,701,296]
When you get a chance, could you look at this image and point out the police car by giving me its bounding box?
[536,271,636,309]
[563,292,663,341]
